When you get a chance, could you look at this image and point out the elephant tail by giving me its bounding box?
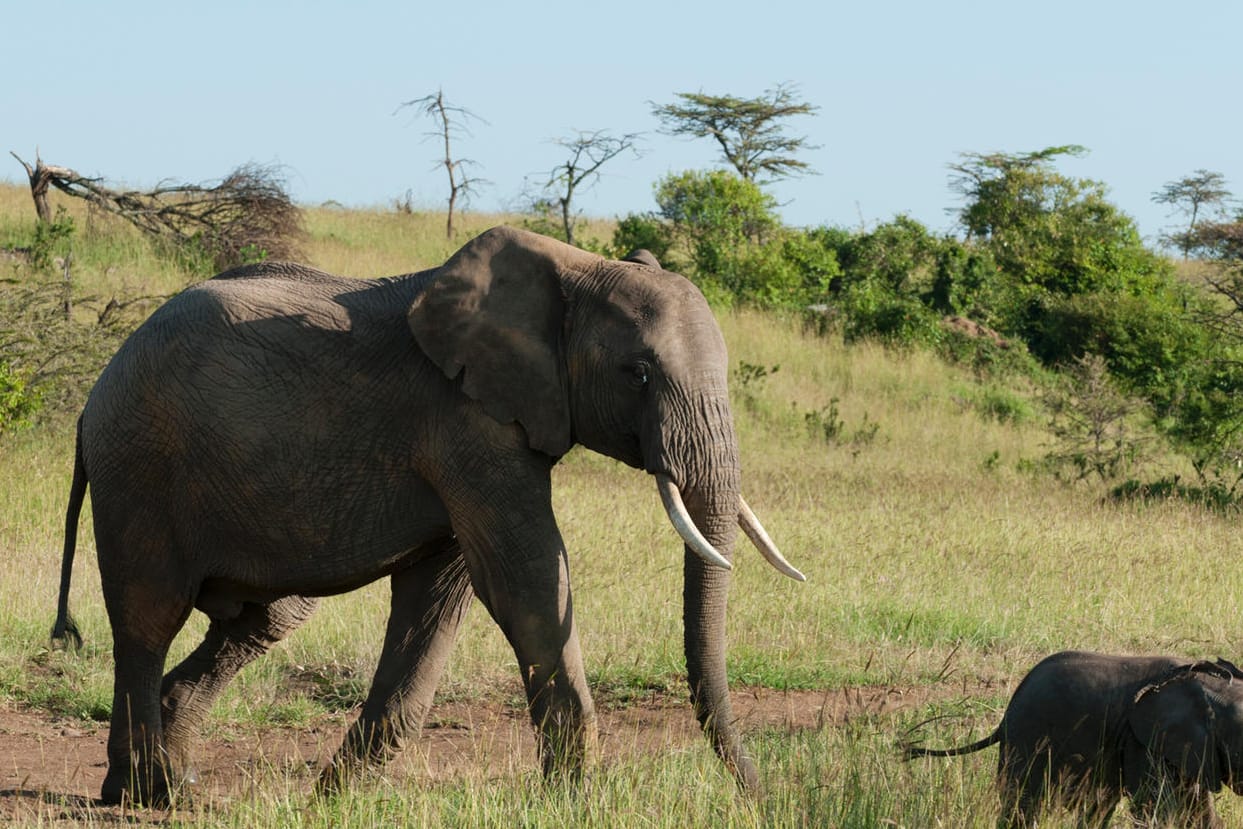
[902,729,1001,760]
[50,418,86,651]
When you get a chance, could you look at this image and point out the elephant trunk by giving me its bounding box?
[679,480,759,792]
[651,385,758,791]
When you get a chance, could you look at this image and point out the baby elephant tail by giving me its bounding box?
[903,729,1001,760]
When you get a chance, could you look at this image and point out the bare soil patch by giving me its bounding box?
[0,682,978,824]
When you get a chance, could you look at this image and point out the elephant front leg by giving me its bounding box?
[458,530,597,782]
[517,610,598,783]
[1128,776,1222,829]
[436,458,598,782]
[320,541,474,791]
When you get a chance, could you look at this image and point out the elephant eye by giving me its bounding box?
[627,361,650,390]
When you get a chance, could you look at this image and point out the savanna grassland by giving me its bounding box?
[1,183,1241,827]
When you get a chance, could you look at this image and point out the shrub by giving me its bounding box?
[28,207,76,273]
[1043,353,1148,483]
[618,172,841,310]
[651,169,782,290]
[0,361,39,435]
[0,279,152,424]
[611,213,675,265]
[953,382,1034,424]
[951,146,1172,298]
[829,215,941,299]
[1157,353,1243,490]
[814,216,1017,355]
[1023,287,1209,406]
[1110,476,1240,513]
[715,230,840,309]
[834,277,942,346]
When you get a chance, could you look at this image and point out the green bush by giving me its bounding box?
[0,361,39,435]
[611,213,675,265]
[1111,476,1240,513]
[952,146,1172,299]
[652,169,781,285]
[952,382,1034,424]
[935,324,1036,378]
[714,230,840,309]
[812,217,1019,357]
[835,278,942,346]
[29,207,76,272]
[1024,288,1208,400]
[828,215,941,299]
[929,243,1009,324]
[1156,353,1243,489]
[616,172,841,311]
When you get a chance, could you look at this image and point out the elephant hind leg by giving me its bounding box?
[321,540,473,791]
[99,580,194,806]
[997,751,1047,829]
[161,594,319,781]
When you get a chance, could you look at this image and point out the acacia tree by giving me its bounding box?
[651,83,819,182]
[1152,170,1233,258]
[540,130,642,245]
[396,89,488,238]
[1185,216,1243,330]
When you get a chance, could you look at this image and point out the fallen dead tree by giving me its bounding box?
[11,152,304,271]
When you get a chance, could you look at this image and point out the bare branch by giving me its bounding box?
[540,130,644,244]
[395,90,489,238]
[10,150,85,223]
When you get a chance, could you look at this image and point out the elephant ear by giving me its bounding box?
[1127,673,1223,792]
[408,226,593,457]
[622,248,661,268]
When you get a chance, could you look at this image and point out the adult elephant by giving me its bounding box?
[50,226,804,805]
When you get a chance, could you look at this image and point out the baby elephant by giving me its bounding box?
[905,651,1243,828]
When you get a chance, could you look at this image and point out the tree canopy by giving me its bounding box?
[1152,169,1233,258]
[652,84,818,182]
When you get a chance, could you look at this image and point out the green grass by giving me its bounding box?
[2,183,1242,826]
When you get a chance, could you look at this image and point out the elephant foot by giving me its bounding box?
[536,711,599,783]
[316,719,404,795]
[99,760,177,808]
[316,752,371,797]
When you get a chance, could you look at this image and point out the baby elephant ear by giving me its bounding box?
[408,227,588,457]
[1127,676,1222,792]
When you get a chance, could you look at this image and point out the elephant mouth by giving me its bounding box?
[653,473,805,582]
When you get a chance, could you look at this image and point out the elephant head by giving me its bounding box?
[406,226,801,789]
[1126,660,1243,798]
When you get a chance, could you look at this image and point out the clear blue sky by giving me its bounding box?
[5,1,1240,246]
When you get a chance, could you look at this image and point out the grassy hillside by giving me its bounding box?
[1,183,1239,826]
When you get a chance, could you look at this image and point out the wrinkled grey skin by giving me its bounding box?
[906,651,1243,828]
[51,226,765,804]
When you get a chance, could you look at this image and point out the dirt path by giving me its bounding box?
[0,682,975,824]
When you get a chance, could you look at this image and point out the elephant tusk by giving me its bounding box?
[738,497,806,582]
[655,474,733,571]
